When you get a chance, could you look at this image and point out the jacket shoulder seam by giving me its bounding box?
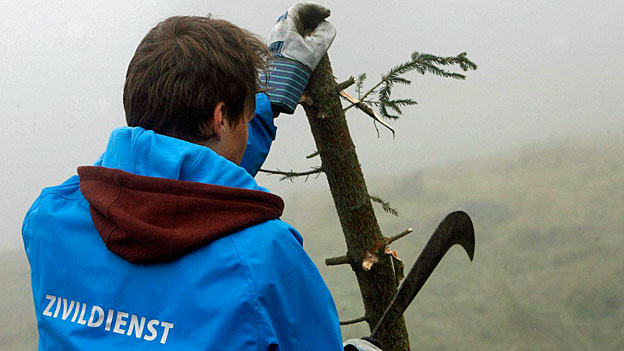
[26,190,81,215]
[23,191,82,238]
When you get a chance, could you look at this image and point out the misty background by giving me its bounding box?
[1,0,623,350]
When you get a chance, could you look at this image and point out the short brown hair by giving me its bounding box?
[123,16,269,142]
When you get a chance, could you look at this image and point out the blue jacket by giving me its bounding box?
[22,94,343,351]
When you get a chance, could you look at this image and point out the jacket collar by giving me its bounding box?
[94,126,264,191]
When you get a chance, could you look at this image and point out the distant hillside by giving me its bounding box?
[3,136,623,350]
[284,136,624,350]
[0,251,37,350]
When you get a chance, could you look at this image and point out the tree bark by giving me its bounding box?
[301,54,411,351]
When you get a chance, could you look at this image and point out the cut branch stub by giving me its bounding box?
[306,150,320,159]
[362,251,380,271]
[340,316,368,326]
[326,254,352,267]
[336,76,356,91]
[386,228,414,245]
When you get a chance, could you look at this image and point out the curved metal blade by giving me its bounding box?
[371,211,475,339]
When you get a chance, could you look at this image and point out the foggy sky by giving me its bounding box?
[1,0,623,250]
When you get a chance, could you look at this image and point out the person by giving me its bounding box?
[22,2,381,351]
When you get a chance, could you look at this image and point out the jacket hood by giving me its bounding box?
[77,127,284,264]
[78,166,284,264]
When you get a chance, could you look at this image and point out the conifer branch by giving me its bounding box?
[345,51,477,120]
[306,150,320,159]
[340,316,368,325]
[386,228,414,245]
[372,120,380,138]
[370,195,399,216]
[339,91,395,136]
[326,254,353,266]
[361,81,385,105]
[336,76,356,91]
[259,167,323,181]
[344,79,384,112]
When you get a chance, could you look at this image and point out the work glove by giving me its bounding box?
[343,337,383,351]
[260,2,337,114]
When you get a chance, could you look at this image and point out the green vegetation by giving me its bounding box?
[0,251,37,350]
[287,136,624,350]
[3,136,623,350]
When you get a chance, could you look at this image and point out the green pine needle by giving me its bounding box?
[349,51,476,121]
[370,195,399,216]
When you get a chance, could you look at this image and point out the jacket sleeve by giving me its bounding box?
[240,93,277,177]
[231,220,344,351]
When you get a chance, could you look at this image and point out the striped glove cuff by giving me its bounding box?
[259,56,312,115]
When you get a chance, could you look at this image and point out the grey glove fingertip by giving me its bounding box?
[294,2,331,27]
[290,2,331,19]
[288,2,332,35]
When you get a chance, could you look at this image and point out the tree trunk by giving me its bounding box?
[302,54,411,351]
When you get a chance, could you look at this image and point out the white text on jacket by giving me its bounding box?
[42,294,174,344]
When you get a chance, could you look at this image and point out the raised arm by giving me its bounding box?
[240,93,277,176]
[240,2,336,177]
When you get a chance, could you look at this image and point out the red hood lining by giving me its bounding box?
[77,166,284,264]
